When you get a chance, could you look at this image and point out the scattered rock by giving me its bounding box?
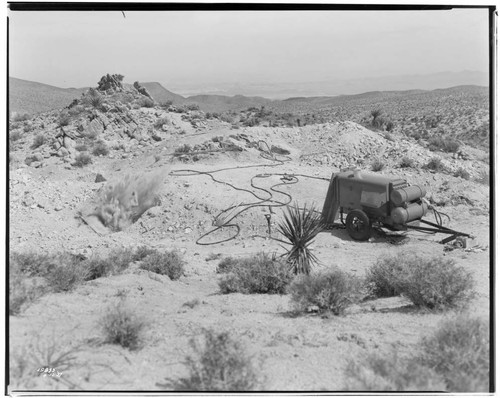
[95,173,107,183]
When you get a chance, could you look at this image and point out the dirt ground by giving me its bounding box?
[8,118,491,392]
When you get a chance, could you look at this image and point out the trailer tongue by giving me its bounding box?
[321,169,472,244]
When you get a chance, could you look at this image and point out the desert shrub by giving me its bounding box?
[419,315,489,392]
[278,203,324,275]
[162,329,260,391]
[84,248,135,281]
[186,103,200,111]
[137,97,155,108]
[475,170,489,185]
[11,113,31,122]
[100,300,145,350]
[58,110,71,127]
[174,144,192,156]
[367,252,475,309]
[216,257,239,273]
[9,130,22,142]
[289,269,362,314]
[159,100,173,110]
[10,251,52,276]
[73,152,92,167]
[428,136,461,153]
[9,271,43,315]
[139,251,184,280]
[23,124,34,133]
[425,156,445,172]
[344,351,445,391]
[44,254,89,293]
[92,140,109,156]
[154,116,170,129]
[371,158,385,171]
[75,143,89,152]
[31,134,46,149]
[93,172,163,231]
[132,245,158,262]
[218,252,292,294]
[399,156,415,168]
[453,167,470,180]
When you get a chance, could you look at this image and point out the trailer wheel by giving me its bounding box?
[346,209,372,241]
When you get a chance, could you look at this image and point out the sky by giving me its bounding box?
[8,8,490,89]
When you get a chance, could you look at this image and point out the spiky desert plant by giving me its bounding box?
[277,203,324,275]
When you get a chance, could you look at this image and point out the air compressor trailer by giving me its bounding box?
[321,169,471,243]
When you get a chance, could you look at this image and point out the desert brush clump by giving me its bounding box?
[218,252,293,294]
[92,140,109,156]
[371,158,386,171]
[139,250,185,280]
[43,254,90,293]
[277,203,324,275]
[92,172,163,231]
[418,314,489,392]
[31,134,46,149]
[288,269,362,315]
[84,248,135,281]
[9,268,44,315]
[453,167,470,180]
[83,88,105,110]
[344,314,489,392]
[399,155,415,168]
[174,144,193,156]
[344,350,446,391]
[73,153,92,167]
[58,110,72,127]
[160,329,261,391]
[428,135,461,153]
[365,252,475,309]
[99,299,145,350]
[425,156,446,172]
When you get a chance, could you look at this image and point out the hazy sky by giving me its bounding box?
[9,8,489,88]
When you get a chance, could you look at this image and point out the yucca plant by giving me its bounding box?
[277,203,324,275]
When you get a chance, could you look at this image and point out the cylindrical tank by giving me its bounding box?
[390,185,426,206]
[391,202,428,225]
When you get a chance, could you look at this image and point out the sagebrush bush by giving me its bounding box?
[367,252,475,309]
[344,351,445,391]
[428,136,461,153]
[399,156,415,168]
[132,245,158,262]
[84,248,134,281]
[11,113,31,122]
[75,143,89,152]
[174,144,192,156]
[289,269,362,314]
[163,329,260,391]
[425,157,445,172]
[218,252,293,294]
[344,314,489,392]
[10,251,52,277]
[154,117,170,129]
[93,172,163,231]
[44,254,89,293]
[475,170,489,185]
[84,88,104,110]
[419,315,489,392]
[139,251,184,280]
[92,140,109,156]
[31,134,45,149]
[371,158,386,172]
[100,300,145,350]
[58,110,71,127]
[453,167,470,180]
[9,271,43,315]
[73,153,92,167]
[216,257,239,273]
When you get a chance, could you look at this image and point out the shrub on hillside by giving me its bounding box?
[216,256,239,274]
[419,315,489,392]
[218,252,292,294]
[428,136,461,153]
[73,152,92,167]
[44,254,89,293]
[137,97,155,108]
[84,248,135,281]
[453,167,470,180]
[11,113,31,123]
[99,299,145,350]
[75,143,89,152]
[58,110,72,127]
[174,144,192,156]
[139,251,184,280]
[344,314,489,392]
[399,156,415,168]
[475,170,489,185]
[288,269,362,315]
[154,116,171,129]
[10,251,52,277]
[30,134,46,149]
[344,351,445,391]
[9,270,43,315]
[366,252,475,309]
[84,88,104,110]
[371,158,386,172]
[425,157,445,172]
[160,329,261,391]
[132,245,158,262]
[92,140,109,156]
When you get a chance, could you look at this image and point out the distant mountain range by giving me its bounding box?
[168,70,489,99]
[9,71,489,116]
